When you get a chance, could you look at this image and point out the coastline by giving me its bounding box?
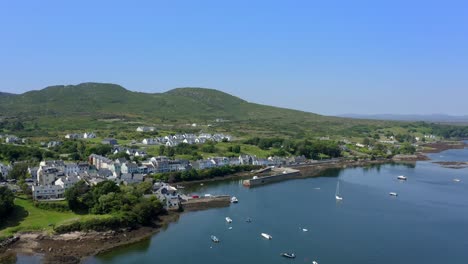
[1,140,465,263]
[1,212,181,264]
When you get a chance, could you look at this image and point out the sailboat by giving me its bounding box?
[335,180,343,201]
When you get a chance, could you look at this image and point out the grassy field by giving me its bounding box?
[0,196,109,238]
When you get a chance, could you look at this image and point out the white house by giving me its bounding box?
[65,133,81,139]
[142,138,157,145]
[5,136,19,144]
[54,175,80,190]
[32,185,65,200]
[83,132,96,139]
[64,162,79,175]
[136,126,155,132]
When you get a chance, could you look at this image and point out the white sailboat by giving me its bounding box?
[335,180,343,201]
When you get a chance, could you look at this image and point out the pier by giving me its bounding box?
[181,195,231,211]
[242,167,301,187]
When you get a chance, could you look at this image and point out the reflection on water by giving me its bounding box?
[92,238,152,263]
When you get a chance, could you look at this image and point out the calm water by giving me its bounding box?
[34,148,468,264]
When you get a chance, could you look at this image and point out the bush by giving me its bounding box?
[54,216,125,233]
[34,201,70,212]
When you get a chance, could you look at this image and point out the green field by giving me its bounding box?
[0,197,109,238]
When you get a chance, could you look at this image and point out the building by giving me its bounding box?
[65,133,81,139]
[89,154,112,170]
[0,163,11,180]
[47,141,62,148]
[64,162,79,175]
[136,126,156,132]
[121,162,139,174]
[83,132,96,139]
[54,175,80,190]
[101,138,118,146]
[32,185,65,200]
[5,136,19,144]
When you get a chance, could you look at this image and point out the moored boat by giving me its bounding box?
[389,192,398,196]
[281,252,296,258]
[261,233,272,239]
[231,196,238,203]
[335,179,343,201]
[211,235,219,243]
[397,175,407,181]
[225,217,233,223]
[453,178,461,182]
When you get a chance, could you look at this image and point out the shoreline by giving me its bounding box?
[1,212,181,264]
[1,140,465,263]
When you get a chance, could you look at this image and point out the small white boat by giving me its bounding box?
[335,180,343,201]
[200,183,204,186]
[231,196,238,203]
[453,178,461,182]
[261,233,272,240]
[313,261,319,264]
[397,175,407,181]
[389,192,398,196]
[281,252,296,258]
[302,228,308,232]
[228,227,233,230]
[225,217,233,223]
[211,235,219,243]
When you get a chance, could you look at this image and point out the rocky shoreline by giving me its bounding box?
[0,212,181,264]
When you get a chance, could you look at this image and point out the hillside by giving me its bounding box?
[0,82,397,138]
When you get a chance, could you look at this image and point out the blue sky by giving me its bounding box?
[1,0,467,115]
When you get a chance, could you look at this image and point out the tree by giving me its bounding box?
[131,196,163,225]
[399,143,416,155]
[91,192,123,214]
[91,181,120,201]
[65,180,90,212]
[8,163,29,180]
[0,186,15,217]
[233,145,241,153]
[158,145,166,155]
[136,181,153,196]
[167,147,175,157]
[362,138,371,146]
[18,178,32,197]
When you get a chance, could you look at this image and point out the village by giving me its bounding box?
[0,124,443,213]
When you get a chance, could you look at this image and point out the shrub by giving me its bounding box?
[34,201,70,212]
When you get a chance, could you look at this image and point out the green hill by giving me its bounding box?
[0,82,398,138]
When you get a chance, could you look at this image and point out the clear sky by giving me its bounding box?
[1,0,467,115]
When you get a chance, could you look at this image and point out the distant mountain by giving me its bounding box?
[0,92,15,97]
[0,82,365,136]
[0,82,320,121]
[339,114,468,123]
